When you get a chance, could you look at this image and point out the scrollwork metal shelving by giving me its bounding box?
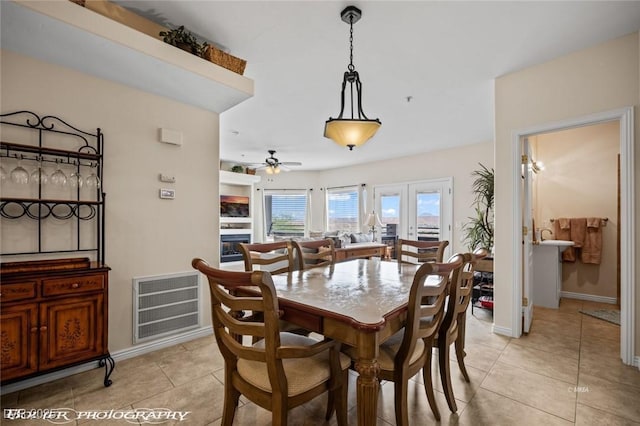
[0,111,105,264]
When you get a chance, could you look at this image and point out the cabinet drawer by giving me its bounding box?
[43,274,105,296]
[345,248,382,258]
[0,282,37,302]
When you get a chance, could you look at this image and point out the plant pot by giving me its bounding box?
[175,42,196,54]
[246,168,256,175]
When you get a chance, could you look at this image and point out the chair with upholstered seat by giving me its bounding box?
[192,258,350,426]
[344,254,464,424]
[435,249,487,413]
[454,247,489,382]
[239,241,308,338]
[396,239,449,271]
[292,239,336,270]
[239,241,296,274]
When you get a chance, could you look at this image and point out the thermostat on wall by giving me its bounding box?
[159,188,175,199]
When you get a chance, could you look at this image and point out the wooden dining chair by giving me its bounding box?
[344,254,464,425]
[292,238,336,270]
[396,239,449,271]
[239,240,307,338]
[454,247,489,381]
[435,249,486,413]
[239,241,296,274]
[192,258,350,426]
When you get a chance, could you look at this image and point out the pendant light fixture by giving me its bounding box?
[324,5,381,151]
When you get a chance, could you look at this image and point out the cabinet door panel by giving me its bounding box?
[1,303,38,380]
[39,294,104,370]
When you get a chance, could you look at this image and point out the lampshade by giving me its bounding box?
[324,119,381,150]
[324,6,381,151]
[364,211,383,227]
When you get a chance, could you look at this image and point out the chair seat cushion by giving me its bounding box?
[237,333,350,397]
[344,329,425,371]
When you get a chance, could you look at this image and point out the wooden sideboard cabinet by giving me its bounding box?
[0,258,113,386]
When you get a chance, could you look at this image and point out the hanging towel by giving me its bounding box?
[554,218,575,262]
[582,217,603,264]
[570,218,587,248]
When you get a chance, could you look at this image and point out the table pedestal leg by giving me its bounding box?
[355,358,380,426]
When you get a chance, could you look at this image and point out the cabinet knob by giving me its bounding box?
[30,327,39,333]
[71,283,80,289]
[40,326,47,332]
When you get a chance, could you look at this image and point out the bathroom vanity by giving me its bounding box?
[532,240,574,309]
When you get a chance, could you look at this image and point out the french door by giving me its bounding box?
[374,178,452,257]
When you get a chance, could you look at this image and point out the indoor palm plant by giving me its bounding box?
[463,163,494,251]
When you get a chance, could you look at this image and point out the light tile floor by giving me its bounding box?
[2,299,639,425]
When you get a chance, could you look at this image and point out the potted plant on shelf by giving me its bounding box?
[231,165,245,173]
[159,25,206,56]
[463,163,494,252]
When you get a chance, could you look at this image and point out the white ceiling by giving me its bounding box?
[113,1,640,171]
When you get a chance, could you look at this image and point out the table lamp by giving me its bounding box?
[363,211,383,242]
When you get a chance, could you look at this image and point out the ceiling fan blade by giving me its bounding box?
[280,162,302,166]
[278,164,291,172]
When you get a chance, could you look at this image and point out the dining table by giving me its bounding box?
[266,257,434,426]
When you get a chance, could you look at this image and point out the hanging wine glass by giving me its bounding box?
[69,169,83,189]
[10,157,29,185]
[0,164,7,182]
[85,163,101,189]
[30,157,49,185]
[50,160,67,186]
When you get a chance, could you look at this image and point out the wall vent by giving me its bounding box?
[133,271,200,344]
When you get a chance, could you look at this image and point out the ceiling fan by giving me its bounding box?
[250,150,302,174]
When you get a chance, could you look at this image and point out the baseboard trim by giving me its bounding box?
[0,326,213,395]
[560,291,617,304]
[492,324,513,337]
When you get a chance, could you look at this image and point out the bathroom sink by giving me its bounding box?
[539,240,575,253]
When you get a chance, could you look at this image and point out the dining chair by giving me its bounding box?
[344,254,464,425]
[435,249,487,413]
[239,241,296,274]
[292,238,336,270]
[454,247,489,381]
[239,240,308,338]
[396,239,449,271]
[192,258,350,426]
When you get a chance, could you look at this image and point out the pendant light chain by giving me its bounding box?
[348,16,355,72]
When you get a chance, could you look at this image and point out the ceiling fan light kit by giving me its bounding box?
[324,5,381,151]
[251,150,301,174]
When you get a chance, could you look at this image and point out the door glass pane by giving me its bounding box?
[416,191,440,241]
[380,194,399,235]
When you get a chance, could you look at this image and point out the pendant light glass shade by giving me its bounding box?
[324,6,381,151]
[324,119,381,149]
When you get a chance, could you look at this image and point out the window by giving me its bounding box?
[264,191,307,238]
[326,186,359,233]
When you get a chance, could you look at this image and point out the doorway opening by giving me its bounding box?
[512,107,635,365]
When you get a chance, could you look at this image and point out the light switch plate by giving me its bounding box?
[159,188,175,199]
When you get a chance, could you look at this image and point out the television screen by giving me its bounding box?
[220,195,250,217]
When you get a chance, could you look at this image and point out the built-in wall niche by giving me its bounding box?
[219,170,261,252]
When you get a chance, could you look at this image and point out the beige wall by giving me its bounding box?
[531,122,619,299]
[253,141,494,255]
[495,32,639,356]
[1,50,220,352]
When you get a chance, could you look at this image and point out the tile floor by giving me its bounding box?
[2,299,639,425]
